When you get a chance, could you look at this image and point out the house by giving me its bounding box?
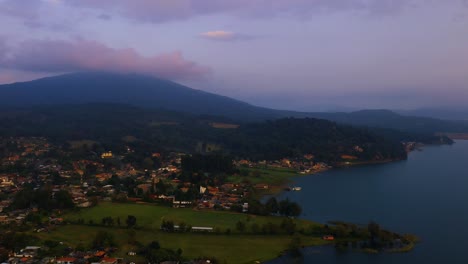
[173,200,192,208]
[207,187,219,195]
[101,152,113,159]
[14,246,41,258]
[323,235,335,241]
[281,159,291,167]
[0,215,8,224]
[341,155,358,160]
[101,257,118,264]
[56,257,77,264]
[199,186,207,194]
[254,184,269,190]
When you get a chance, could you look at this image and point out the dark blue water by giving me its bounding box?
[269,140,468,264]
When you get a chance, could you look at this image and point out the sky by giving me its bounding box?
[0,0,467,111]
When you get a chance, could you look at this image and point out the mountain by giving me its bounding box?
[0,72,467,136]
[303,110,468,135]
[396,107,468,121]
[0,72,279,121]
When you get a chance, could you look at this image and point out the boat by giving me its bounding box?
[291,187,302,191]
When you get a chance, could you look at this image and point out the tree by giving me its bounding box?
[368,221,381,240]
[281,218,297,235]
[91,231,116,249]
[265,197,279,214]
[289,202,302,217]
[142,157,154,170]
[236,221,246,233]
[179,222,187,232]
[126,215,137,228]
[161,220,175,232]
[278,198,302,217]
[251,223,260,234]
[279,199,291,216]
[148,241,160,250]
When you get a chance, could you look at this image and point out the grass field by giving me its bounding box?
[38,203,326,263]
[37,224,325,263]
[65,202,319,232]
[228,166,298,186]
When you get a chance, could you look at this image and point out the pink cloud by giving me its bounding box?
[0,38,211,80]
[199,30,254,41]
[0,72,15,84]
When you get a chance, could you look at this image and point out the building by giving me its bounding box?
[101,152,113,159]
[56,257,77,264]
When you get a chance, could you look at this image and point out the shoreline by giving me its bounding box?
[258,158,417,263]
[257,158,403,198]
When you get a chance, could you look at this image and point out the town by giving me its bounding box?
[0,136,339,263]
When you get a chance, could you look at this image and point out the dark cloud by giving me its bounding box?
[0,38,211,80]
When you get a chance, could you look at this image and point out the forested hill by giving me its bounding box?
[1,72,467,135]
[216,118,408,161]
[0,104,407,163]
[302,110,468,135]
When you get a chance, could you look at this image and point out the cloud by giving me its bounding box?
[2,0,463,27]
[0,0,42,26]
[0,72,15,84]
[0,38,211,80]
[0,0,76,31]
[66,0,428,23]
[97,14,112,20]
[199,31,253,41]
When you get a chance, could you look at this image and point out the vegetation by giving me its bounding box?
[10,187,75,211]
[33,202,326,263]
[0,104,409,163]
[1,201,417,263]
[64,202,314,232]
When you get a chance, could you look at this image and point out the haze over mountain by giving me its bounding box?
[396,108,468,121]
[1,72,467,135]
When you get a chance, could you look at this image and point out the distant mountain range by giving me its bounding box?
[396,108,468,121]
[1,72,467,135]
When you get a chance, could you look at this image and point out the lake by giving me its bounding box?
[268,140,468,264]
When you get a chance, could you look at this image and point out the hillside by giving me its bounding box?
[304,110,468,135]
[0,104,407,163]
[0,72,467,136]
[0,72,279,121]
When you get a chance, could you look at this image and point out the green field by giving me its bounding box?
[65,202,319,230]
[229,166,298,185]
[39,203,326,263]
[39,225,325,263]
